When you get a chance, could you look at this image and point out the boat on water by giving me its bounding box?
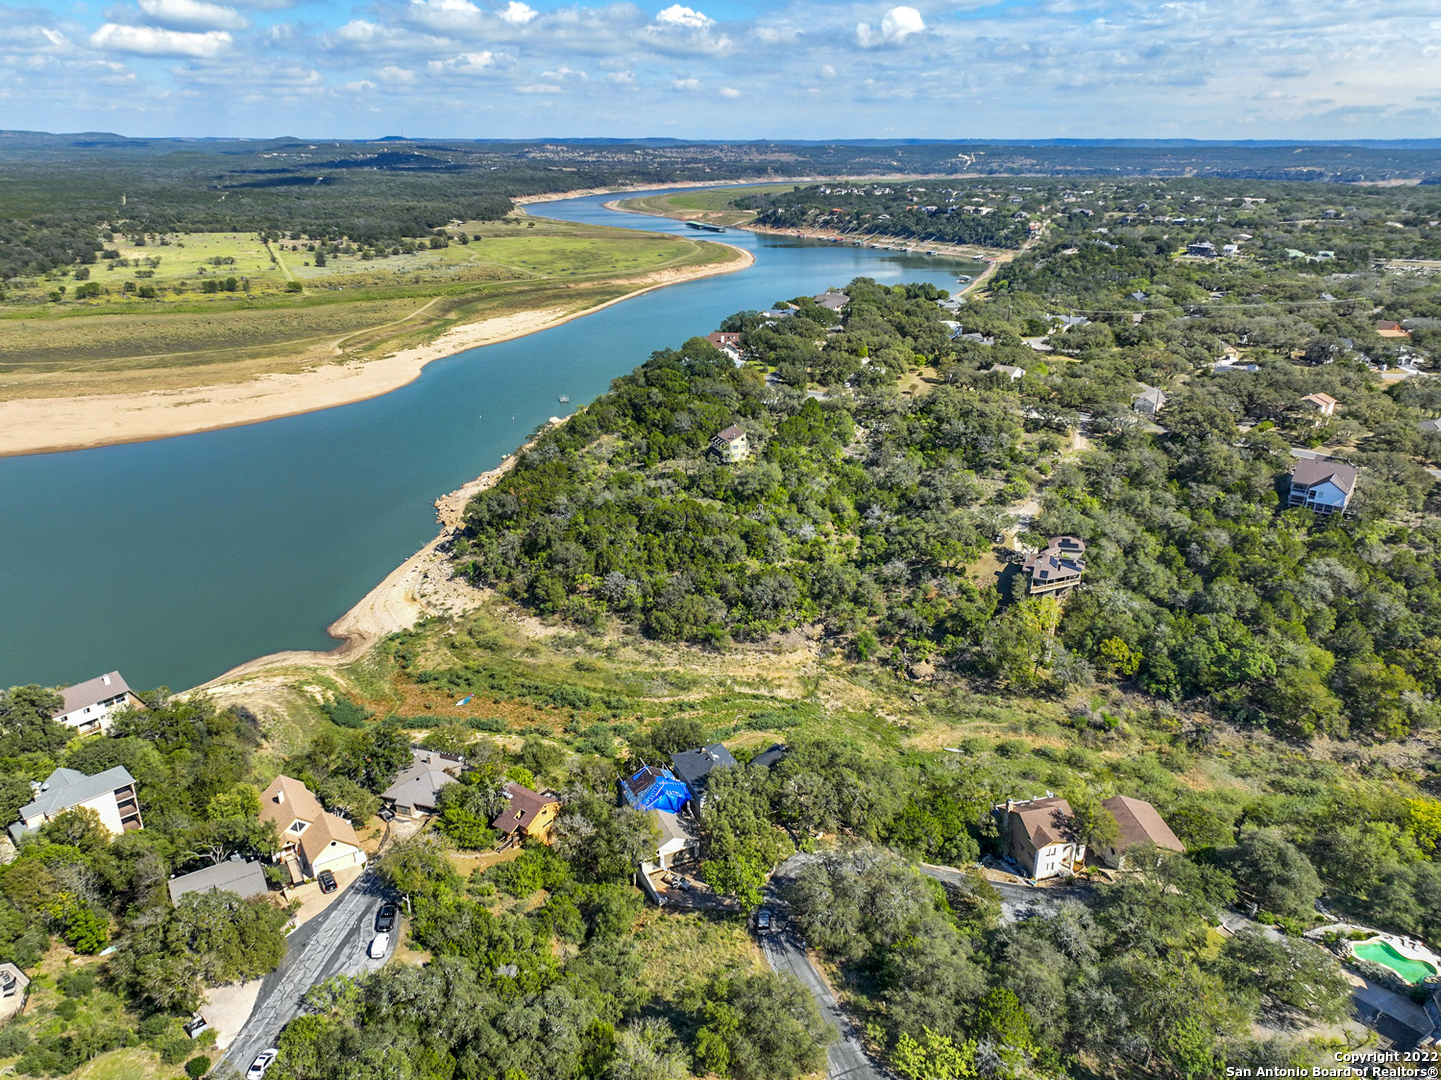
[558,395,570,403]
[684,220,727,233]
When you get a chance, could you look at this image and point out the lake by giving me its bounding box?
[0,190,981,690]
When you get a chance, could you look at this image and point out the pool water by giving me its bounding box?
[1353,940,1438,983]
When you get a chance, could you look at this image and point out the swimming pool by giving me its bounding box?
[1353,940,1438,983]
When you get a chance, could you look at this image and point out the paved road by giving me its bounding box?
[222,870,395,1072]
[764,858,885,1080]
[918,862,1089,923]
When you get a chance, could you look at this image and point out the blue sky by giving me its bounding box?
[1,0,1439,139]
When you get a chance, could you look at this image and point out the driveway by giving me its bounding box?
[764,858,885,1080]
[919,862,1090,923]
[221,869,395,1072]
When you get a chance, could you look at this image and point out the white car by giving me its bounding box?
[246,1048,279,1080]
[369,932,390,960]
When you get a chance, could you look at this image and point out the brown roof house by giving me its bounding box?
[710,425,750,464]
[259,775,366,883]
[1375,320,1412,340]
[52,671,143,736]
[997,795,1083,880]
[1300,392,1338,423]
[1287,458,1357,516]
[491,782,561,847]
[1024,536,1087,595]
[1093,796,1185,870]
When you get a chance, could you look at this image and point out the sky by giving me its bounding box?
[1,0,1439,140]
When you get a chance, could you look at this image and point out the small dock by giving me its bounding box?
[684,220,727,233]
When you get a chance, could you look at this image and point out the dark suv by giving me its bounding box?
[317,870,338,894]
[375,903,398,933]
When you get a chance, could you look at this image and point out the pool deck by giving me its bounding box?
[1351,933,1441,981]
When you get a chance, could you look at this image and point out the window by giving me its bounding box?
[289,820,307,834]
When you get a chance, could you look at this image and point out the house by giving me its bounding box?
[1287,458,1358,516]
[1418,418,1441,434]
[1213,359,1260,374]
[1300,392,1338,421]
[8,766,142,843]
[710,425,749,464]
[1023,536,1087,595]
[1376,321,1412,340]
[491,782,561,846]
[651,809,699,869]
[670,744,737,811]
[619,765,692,814]
[986,364,1026,382]
[167,858,270,905]
[52,671,143,735]
[381,748,463,818]
[748,743,788,771]
[705,332,745,366]
[0,963,29,1022]
[1093,796,1185,870]
[997,796,1084,880]
[1132,386,1167,416]
[1186,241,1217,257]
[258,775,366,883]
[811,290,849,312]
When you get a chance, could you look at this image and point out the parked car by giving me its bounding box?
[375,902,398,933]
[755,909,773,935]
[246,1048,279,1079]
[317,870,337,894]
[378,807,395,822]
[183,1014,208,1038]
[369,932,390,959]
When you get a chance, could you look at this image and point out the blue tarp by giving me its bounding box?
[621,767,691,814]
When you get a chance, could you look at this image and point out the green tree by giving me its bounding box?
[893,1028,977,1080]
[1225,829,1322,920]
[0,685,69,756]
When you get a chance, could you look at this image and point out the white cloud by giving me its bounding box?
[820,63,836,78]
[137,0,250,32]
[429,50,499,72]
[407,0,485,32]
[672,76,701,89]
[499,1,538,24]
[377,64,416,82]
[607,69,635,83]
[655,4,710,28]
[89,23,232,56]
[516,82,562,92]
[719,85,739,97]
[856,5,925,46]
[542,66,588,79]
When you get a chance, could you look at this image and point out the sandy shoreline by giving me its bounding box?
[0,246,752,459]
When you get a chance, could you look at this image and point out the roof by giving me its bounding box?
[17,766,135,823]
[0,963,29,994]
[167,859,270,905]
[670,744,737,793]
[381,749,461,811]
[988,364,1025,378]
[651,809,697,849]
[258,775,324,831]
[1419,418,1441,433]
[748,743,788,770]
[492,782,560,837]
[812,290,849,310]
[714,425,746,443]
[1301,392,1339,408]
[1290,458,1358,496]
[1132,386,1167,408]
[298,811,362,864]
[1023,537,1086,582]
[56,672,133,715]
[1102,795,1185,854]
[620,766,691,813]
[1009,796,1076,849]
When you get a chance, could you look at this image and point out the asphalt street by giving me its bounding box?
[221,869,395,1073]
[764,858,885,1080]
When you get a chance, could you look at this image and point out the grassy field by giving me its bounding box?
[0,218,741,401]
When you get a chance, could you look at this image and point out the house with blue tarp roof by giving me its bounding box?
[620,765,691,814]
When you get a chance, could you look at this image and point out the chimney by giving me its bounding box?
[275,789,284,804]
[102,673,112,686]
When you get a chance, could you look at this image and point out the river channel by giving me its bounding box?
[0,190,982,690]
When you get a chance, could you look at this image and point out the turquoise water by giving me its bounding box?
[1353,940,1437,983]
[0,191,981,690]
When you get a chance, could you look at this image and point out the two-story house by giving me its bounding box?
[8,766,143,842]
[1287,459,1357,515]
[710,425,749,464]
[258,775,366,883]
[1092,795,1186,870]
[1131,386,1167,416]
[491,782,562,847]
[998,796,1083,880]
[1024,536,1087,595]
[52,671,143,735]
[670,744,737,812]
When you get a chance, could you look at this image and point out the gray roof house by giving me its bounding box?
[1132,386,1167,416]
[381,749,464,818]
[670,744,738,810]
[1288,459,1358,516]
[1418,418,1441,434]
[167,858,270,905]
[812,290,849,311]
[9,766,142,843]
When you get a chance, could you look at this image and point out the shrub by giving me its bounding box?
[185,1054,212,1078]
